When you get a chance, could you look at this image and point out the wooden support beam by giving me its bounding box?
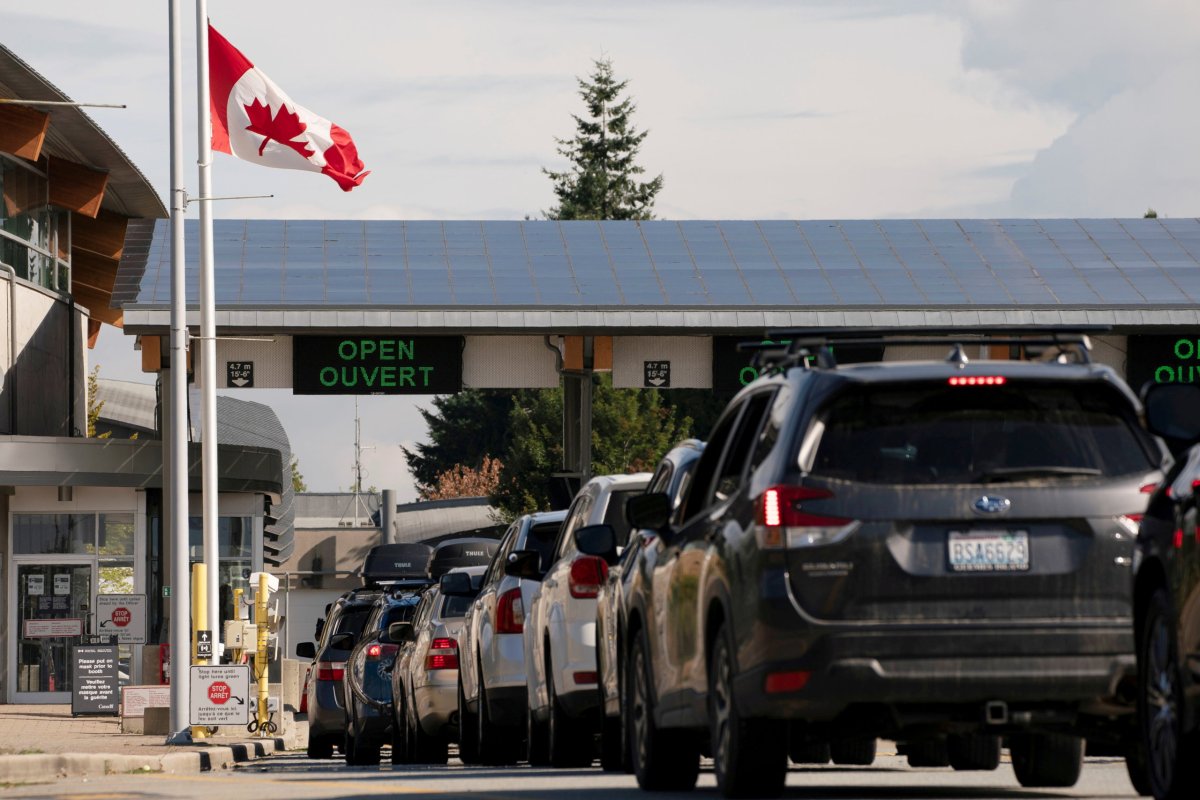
[562,335,613,371]
[70,250,119,295]
[72,209,128,259]
[140,335,161,372]
[86,319,102,349]
[48,155,108,218]
[70,283,122,327]
[0,104,49,161]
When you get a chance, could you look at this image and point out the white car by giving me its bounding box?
[513,473,650,767]
[457,510,566,765]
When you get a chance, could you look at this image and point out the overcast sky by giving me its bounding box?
[9,1,1200,498]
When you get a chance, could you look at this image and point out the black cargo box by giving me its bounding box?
[428,537,501,579]
[360,543,434,586]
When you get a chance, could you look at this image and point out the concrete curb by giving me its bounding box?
[0,737,287,783]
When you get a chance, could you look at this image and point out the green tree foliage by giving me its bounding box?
[291,456,307,493]
[544,58,663,220]
[1144,208,1159,218]
[86,365,111,439]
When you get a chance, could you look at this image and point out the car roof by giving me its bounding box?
[582,472,653,493]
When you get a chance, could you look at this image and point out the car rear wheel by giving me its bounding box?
[391,695,412,765]
[1010,733,1083,787]
[478,676,521,765]
[546,651,593,768]
[1139,588,1200,799]
[457,678,480,765]
[903,738,950,768]
[306,734,334,759]
[789,741,831,765]
[527,701,551,766]
[628,635,699,790]
[709,623,787,798]
[947,733,1000,771]
[830,737,876,766]
[344,727,381,766]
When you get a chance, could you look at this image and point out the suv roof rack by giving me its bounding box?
[742,326,1109,373]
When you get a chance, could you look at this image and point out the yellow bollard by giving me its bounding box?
[190,563,208,740]
[255,571,270,736]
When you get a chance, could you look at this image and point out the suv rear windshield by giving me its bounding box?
[810,381,1157,485]
[328,604,372,646]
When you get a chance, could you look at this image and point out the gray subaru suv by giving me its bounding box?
[611,332,1166,798]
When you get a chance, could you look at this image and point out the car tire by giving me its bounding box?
[478,676,521,766]
[1009,733,1083,788]
[600,709,624,772]
[947,733,1000,771]
[306,734,334,760]
[904,738,950,768]
[1138,588,1200,800]
[627,635,699,790]
[789,741,831,765]
[458,678,480,765]
[391,696,412,766]
[344,727,381,766]
[546,651,593,768]
[410,710,449,765]
[527,700,551,767]
[708,623,787,799]
[1125,741,1153,797]
[830,737,876,766]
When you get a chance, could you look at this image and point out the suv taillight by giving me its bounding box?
[496,587,524,634]
[425,637,459,670]
[300,666,311,713]
[366,642,398,660]
[755,485,856,549]
[316,661,345,681]
[569,556,609,598]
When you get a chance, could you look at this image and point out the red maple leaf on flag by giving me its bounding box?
[243,99,315,159]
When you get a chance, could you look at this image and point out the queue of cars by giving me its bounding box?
[295,330,1200,800]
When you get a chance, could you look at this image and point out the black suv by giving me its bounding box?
[613,332,1166,798]
[1132,381,1200,800]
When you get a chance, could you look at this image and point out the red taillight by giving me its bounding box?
[573,671,598,685]
[765,670,811,693]
[1174,529,1185,549]
[948,376,1007,386]
[366,643,382,659]
[425,637,459,671]
[755,486,854,549]
[316,661,345,682]
[1140,483,1159,494]
[496,587,524,634]
[300,667,311,713]
[569,556,609,599]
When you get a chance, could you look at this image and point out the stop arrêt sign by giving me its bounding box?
[110,607,131,627]
[208,681,231,705]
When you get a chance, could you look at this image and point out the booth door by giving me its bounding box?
[13,562,93,702]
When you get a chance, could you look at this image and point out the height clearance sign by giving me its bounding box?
[292,336,463,395]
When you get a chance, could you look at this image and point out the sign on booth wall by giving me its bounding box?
[95,594,148,644]
[292,336,463,395]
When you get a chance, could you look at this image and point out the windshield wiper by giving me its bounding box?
[976,466,1103,483]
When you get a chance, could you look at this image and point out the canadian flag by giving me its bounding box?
[208,24,369,191]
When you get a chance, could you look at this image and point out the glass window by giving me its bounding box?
[713,391,775,503]
[602,489,642,548]
[12,513,95,554]
[188,516,253,623]
[440,593,474,618]
[809,381,1158,485]
[525,519,562,571]
[96,514,135,556]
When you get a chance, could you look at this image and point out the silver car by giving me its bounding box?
[457,510,566,765]
[390,565,484,764]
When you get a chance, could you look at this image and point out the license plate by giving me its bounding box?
[947,530,1030,573]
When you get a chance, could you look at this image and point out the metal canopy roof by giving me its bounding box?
[116,218,1200,333]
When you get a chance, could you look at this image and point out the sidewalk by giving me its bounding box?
[0,705,298,782]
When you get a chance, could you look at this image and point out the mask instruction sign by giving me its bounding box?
[292,335,463,395]
[95,594,148,644]
[53,574,71,595]
[27,575,44,596]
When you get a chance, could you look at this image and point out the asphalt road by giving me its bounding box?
[0,749,1143,800]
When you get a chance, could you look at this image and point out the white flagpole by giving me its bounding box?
[167,0,193,744]
[195,0,220,666]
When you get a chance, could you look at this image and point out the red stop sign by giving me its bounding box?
[111,607,131,627]
[208,681,231,705]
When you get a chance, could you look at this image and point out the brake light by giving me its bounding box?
[316,661,345,681]
[569,556,609,598]
[755,486,856,549]
[496,587,524,634]
[765,670,811,694]
[574,671,598,685]
[366,643,382,659]
[948,376,1007,386]
[1140,483,1159,494]
[425,637,459,670]
[1174,529,1185,549]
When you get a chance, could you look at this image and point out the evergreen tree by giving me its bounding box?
[544,58,663,220]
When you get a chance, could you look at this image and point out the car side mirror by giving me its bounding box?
[627,492,672,532]
[439,571,476,597]
[327,632,355,651]
[504,549,543,581]
[295,641,316,660]
[388,621,415,643]
[575,524,618,564]
[1144,383,1200,446]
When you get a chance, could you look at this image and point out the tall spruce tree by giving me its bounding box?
[544,58,663,220]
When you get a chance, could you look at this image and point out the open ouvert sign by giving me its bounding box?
[292,336,463,395]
